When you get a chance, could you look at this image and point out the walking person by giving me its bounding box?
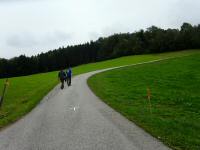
[58,69,66,89]
[66,67,72,86]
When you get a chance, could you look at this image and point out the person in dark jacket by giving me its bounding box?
[66,67,72,86]
[58,69,66,89]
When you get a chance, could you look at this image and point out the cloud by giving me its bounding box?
[101,23,133,37]
[1,31,73,58]
[6,33,37,48]
[168,0,200,26]
[88,32,100,41]
[6,31,72,48]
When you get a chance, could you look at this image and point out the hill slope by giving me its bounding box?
[88,53,200,150]
[0,49,199,129]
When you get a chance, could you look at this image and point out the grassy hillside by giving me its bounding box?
[0,50,199,129]
[88,53,200,150]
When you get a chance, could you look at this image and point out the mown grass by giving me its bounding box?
[88,53,200,150]
[0,49,199,129]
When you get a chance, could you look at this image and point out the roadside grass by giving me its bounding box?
[0,49,199,129]
[88,53,200,150]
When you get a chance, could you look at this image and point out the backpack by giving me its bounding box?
[59,71,66,79]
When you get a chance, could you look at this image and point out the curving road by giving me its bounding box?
[0,62,170,150]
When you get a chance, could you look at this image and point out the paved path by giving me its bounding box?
[0,62,170,150]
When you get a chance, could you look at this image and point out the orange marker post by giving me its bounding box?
[147,87,152,114]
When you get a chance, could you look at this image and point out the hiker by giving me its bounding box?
[66,67,72,86]
[58,69,66,89]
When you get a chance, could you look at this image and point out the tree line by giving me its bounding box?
[0,22,200,78]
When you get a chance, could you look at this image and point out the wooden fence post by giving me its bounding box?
[0,79,9,108]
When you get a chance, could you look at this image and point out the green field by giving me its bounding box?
[0,50,199,129]
[88,53,200,150]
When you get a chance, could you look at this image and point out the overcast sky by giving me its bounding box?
[0,0,200,59]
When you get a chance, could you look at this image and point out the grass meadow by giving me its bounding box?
[88,53,200,150]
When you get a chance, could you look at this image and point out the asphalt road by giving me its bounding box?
[0,65,170,150]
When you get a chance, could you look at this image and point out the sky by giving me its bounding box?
[0,0,200,59]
